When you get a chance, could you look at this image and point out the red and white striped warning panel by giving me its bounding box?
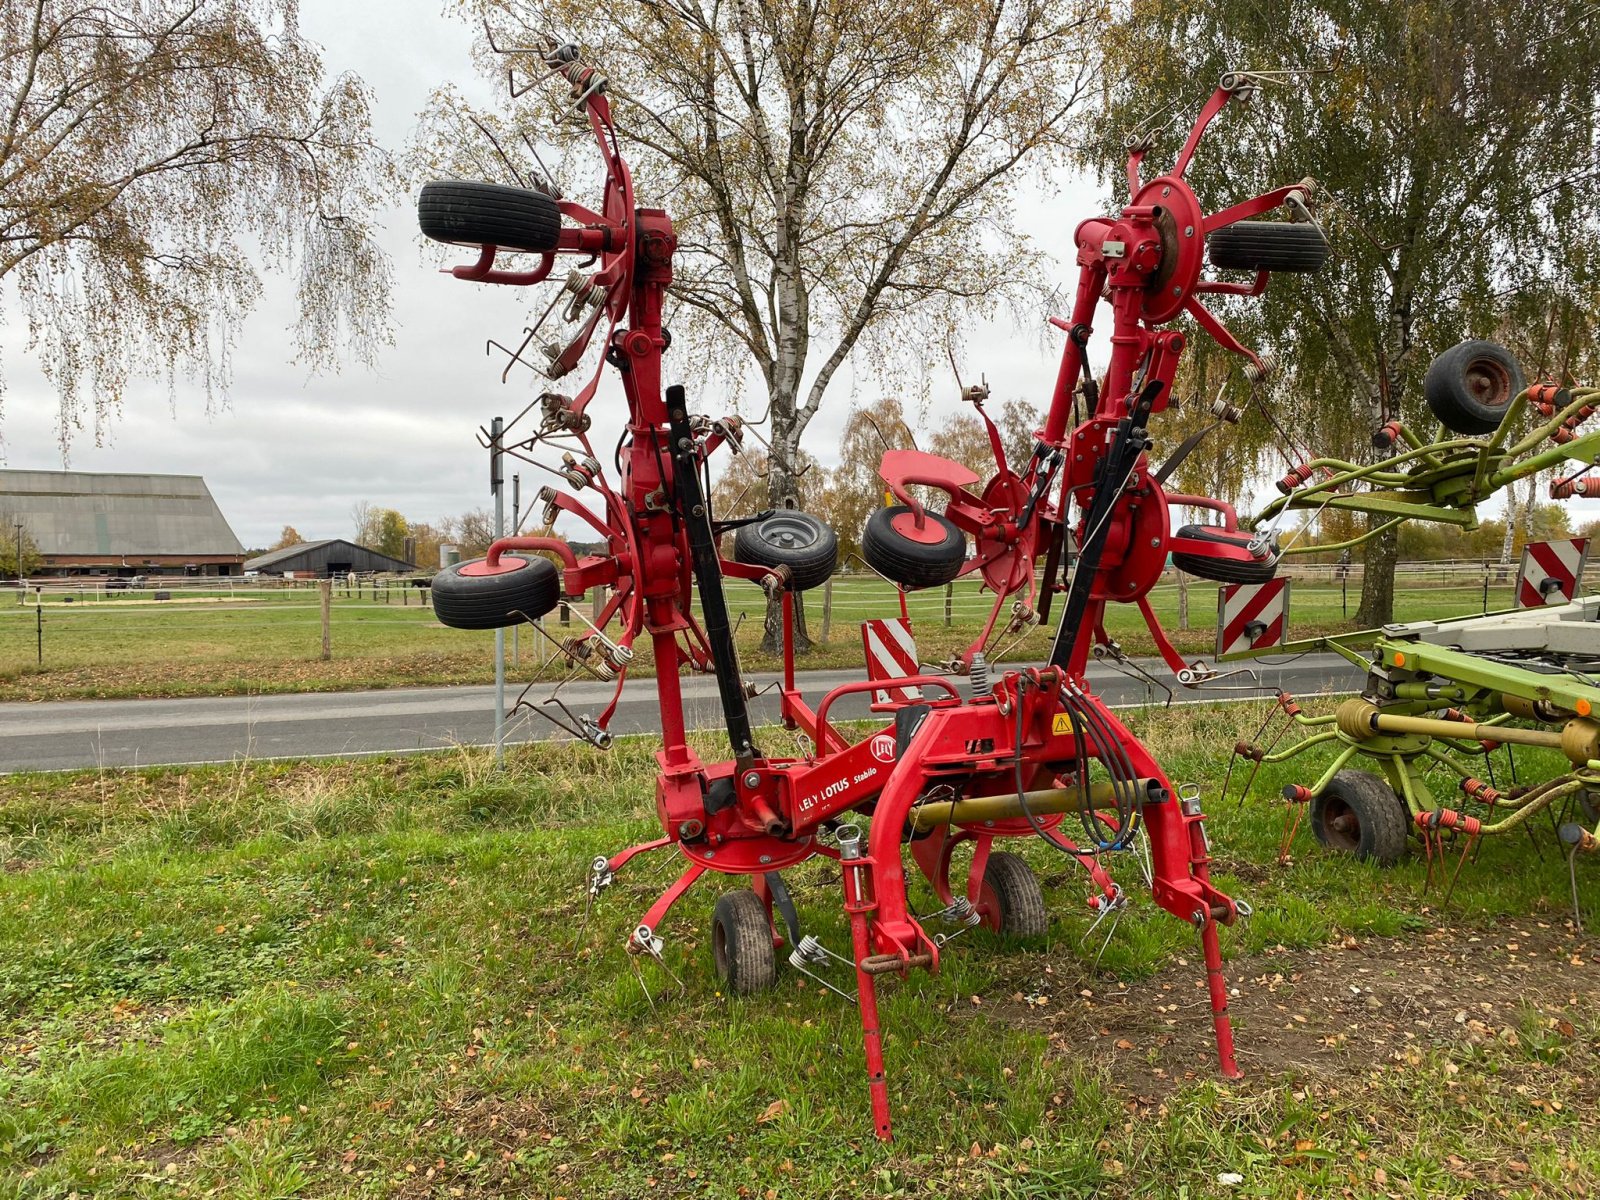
[1215,579,1291,658]
[861,617,920,705]
[1517,538,1590,607]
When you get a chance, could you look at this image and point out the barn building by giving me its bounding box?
[0,469,245,578]
[244,539,416,579]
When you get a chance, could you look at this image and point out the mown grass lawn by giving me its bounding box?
[2,703,1596,1198]
[0,572,1522,702]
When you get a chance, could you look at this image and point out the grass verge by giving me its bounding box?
[1,704,1596,1197]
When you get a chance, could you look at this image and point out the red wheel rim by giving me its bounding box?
[889,511,949,545]
[459,556,530,578]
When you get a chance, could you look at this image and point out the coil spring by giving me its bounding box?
[1210,396,1243,423]
[1418,808,1482,836]
[1244,351,1278,385]
[543,45,607,99]
[560,453,602,489]
[969,652,991,696]
[1276,462,1314,493]
[562,270,608,322]
[1371,419,1403,450]
[1551,475,1600,499]
[564,638,616,680]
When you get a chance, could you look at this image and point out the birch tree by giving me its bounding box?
[422,0,1099,512]
[1,1,394,454]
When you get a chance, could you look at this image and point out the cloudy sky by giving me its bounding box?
[0,1,1089,552]
[1,3,1585,550]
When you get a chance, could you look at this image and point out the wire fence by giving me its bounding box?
[2,558,1595,673]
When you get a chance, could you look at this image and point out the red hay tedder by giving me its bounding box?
[420,42,1328,1139]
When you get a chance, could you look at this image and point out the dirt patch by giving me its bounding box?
[386,1089,565,1199]
[983,919,1598,1098]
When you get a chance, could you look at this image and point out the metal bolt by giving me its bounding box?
[1150,537,1161,547]
[743,771,761,788]
[704,849,715,859]
[1162,186,1171,196]
[758,854,772,864]
[1184,225,1194,237]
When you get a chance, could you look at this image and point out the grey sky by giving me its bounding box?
[0,3,1586,549]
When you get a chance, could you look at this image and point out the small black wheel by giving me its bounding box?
[711,890,776,994]
[431,556,560,630]
[862,505,966,589]
[418,180,562,253]
[1207,221,1329,274]
[1170,524,1278,585]
[1423,340,1525,435]
[1308,770,1409,866]
[731,511,838,591]
[978,852,1048,938]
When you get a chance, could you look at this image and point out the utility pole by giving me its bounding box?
[491,416,506,767]
[511,473,520,669]
[14,521,23,603]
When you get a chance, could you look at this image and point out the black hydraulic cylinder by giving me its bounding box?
[665,384,758,764]
[1048,380,1162,669]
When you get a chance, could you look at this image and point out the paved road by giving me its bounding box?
[0,654,1363,773]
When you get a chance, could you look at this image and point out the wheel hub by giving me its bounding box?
[1464,360,1512,408]
[755,513,819,550]
[1322,798,1360,850]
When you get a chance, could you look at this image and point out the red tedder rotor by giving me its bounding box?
[423,43,1317,1140]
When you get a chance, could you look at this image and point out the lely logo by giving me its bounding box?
[869,734,897,764]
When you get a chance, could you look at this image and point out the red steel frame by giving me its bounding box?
[434,50,1309,1140]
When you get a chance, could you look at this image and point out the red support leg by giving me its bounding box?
[752,872,783,948]
[964,834,994,907]
[840,838,894,1141]
[1200,916,1241,1078]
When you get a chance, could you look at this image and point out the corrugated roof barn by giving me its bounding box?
[244,539,416,577]
[0,469,245,576]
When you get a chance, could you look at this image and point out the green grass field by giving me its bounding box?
[3,704,1596,1198]
[0,571,1527,702]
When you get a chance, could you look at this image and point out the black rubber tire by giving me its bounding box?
[1170,524,1278,585]
[711,890,777,994]
[1208,221,1328,273]
[431,556,560,630]
[731,511,838,591]
[862,506,966,589]
[418,180,562,253]
[1422,340,1525,435]
[981,852,1048,938]
[1309,770,1409,866]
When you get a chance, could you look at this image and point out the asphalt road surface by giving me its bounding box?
[0,653,1366,774]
